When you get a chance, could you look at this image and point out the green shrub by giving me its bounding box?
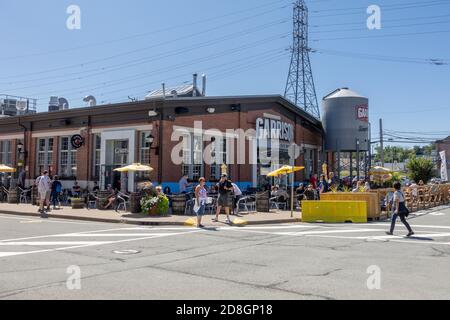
[406,157,435,184]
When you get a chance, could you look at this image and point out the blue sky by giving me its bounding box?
[1,0,449,147]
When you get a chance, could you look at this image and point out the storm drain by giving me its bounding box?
[112,249,141,255]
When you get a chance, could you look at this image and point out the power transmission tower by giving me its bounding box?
[284,0,320,119]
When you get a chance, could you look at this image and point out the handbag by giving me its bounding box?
[398,201,410,217]
[193,199,200,213]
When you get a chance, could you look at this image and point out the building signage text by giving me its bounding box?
[256,118,293,142]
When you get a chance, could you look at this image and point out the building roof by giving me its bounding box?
[0,95,323,131]
[145,84,202,99]
[323,88,366,100]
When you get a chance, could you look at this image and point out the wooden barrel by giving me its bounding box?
[7,188,18,204]
[171,194,187,215]
[31,186,38,206]
[130,192,142,214]
[256,191,270,212]
[97,191,111,210]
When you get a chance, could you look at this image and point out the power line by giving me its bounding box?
[0,6,289,81]
[310,0,450,18]
[27,33,289,99]
[0,0,289,61]
[312,48,448,65]
[33,48,289,108]
[7,21,288,92]
[312,29,450,42]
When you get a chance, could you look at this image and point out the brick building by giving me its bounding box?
[0,95,323,192]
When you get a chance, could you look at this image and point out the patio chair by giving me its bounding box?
[116,193,130,213]
[87,192,98,210]
[270,196,287,210]
[237,196,256,213]
[184,198,196,216]
[205,196,217,215]
[18,187,31,204]
[1,187,10,203]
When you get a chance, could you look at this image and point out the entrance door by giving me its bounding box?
[102,139,129,190]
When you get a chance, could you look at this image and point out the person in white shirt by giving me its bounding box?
[36,170,51,217]
[231,183,242,215]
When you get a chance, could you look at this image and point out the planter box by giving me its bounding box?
[321,192,380,220]
[302,200,367,223]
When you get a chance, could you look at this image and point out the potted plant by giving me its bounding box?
[140,194,170,215]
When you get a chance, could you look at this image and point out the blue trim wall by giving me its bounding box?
[154,181,253,194]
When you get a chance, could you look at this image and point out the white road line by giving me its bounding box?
[0,230,201,258]
[0,241,113,246]
[222,228,383,237]
[48,233,184,237]
[0,214,106,226]
[0,227,145,243]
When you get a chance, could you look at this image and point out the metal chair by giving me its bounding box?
[18,187,31,204]
[116,193,130,212]
[237,196,256,213]
[270,196,287,210]
[205,196,217,215]
[87,192,98,210]
[184,198,196,216]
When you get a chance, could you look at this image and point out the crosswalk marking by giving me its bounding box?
[0,229,201,258]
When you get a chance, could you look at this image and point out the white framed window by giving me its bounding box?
[93,134,101,179]
[210,137,228,180]
[139,131,152,165]
[36,138,53,176]
[59,136,77,178]
[181,133,203,181]
[0,140,12,166]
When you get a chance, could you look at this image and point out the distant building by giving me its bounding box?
[436,136,450,180]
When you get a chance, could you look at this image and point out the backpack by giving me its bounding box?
[55,182,62,193]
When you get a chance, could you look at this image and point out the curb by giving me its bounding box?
[0,209,301,226]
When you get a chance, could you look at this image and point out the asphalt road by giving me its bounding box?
[1,206,450,300]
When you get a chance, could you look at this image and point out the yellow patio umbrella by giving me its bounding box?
[369,166,393,184]
[267,165,305,218]
[114,163,154,191]
[369,166,392,175]
[0,165,16,173]
[114,163,154,172]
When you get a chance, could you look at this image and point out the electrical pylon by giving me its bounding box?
[284,0,320,119]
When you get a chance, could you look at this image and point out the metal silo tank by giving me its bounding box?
[322,88,369,152]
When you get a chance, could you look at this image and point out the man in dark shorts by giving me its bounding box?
[213,174,233,224]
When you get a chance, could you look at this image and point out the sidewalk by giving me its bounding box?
[0,203,301,226]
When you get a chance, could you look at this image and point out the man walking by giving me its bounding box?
[37,170,51,218]
[213,174,233,224]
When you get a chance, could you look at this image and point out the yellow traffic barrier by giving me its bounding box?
[320,193,380,220]
[184,217,197,227]
[232,218,248,226]
[302,200,367,223]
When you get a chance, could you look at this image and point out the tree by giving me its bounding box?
[406,156,435,184]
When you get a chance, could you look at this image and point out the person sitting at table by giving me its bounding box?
[303,184,316,200]
[104,188,119,210]
[72,181,81,197]
[92,181,100,193]
[163,186,171,195]
[296,184,305,200]
[155,186,163,195]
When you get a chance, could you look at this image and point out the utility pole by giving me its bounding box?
[284,0,320,119]
[379,118,384,167]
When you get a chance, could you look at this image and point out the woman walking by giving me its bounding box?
[386,182,414,237]
[194,177,208,228]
